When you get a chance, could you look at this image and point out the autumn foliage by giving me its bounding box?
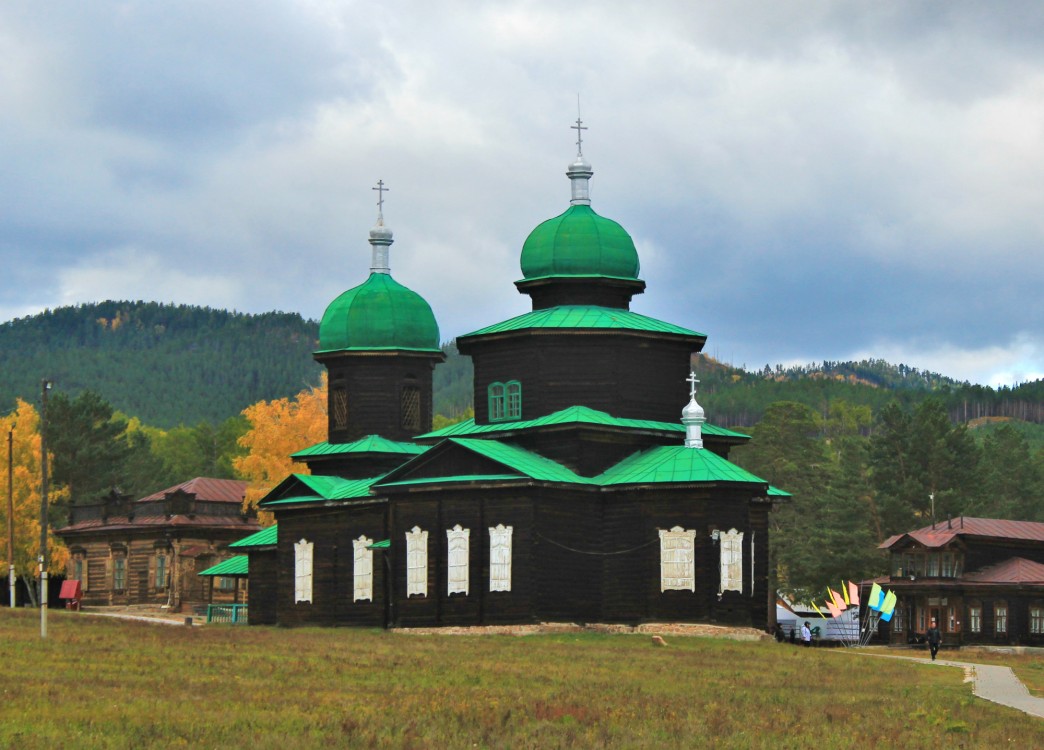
[234,375,328,517]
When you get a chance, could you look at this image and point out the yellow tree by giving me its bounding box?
[1,400,69,604]
[234,375,327,518]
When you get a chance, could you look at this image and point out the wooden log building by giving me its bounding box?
[234,132,790,629]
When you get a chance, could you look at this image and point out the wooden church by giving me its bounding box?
[233,125,789,629]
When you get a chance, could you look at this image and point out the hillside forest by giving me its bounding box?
[0,302,1041,600]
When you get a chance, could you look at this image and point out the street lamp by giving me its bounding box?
[40,379,52,639]
[7,421,14,608]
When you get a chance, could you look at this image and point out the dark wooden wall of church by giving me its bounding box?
[465,334,700,426]
[319,353,439,443]
[274,503,388,628]
[247,549,278,625]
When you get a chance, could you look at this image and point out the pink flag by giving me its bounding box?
[847,581,860,606]
[829,588,847,612]
[825,598,841,618]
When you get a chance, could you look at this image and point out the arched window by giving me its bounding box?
[659,527,696,592]
[505,381,522,420]
[294,539,313,604]
[488,382,506,421]
[406,526,428,598]
[488,381,522,422]
[489,524,513,592]
[719,528,744,594]
[353,536,373,603]
[446,525,470,595]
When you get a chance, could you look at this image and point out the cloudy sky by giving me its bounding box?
[2,2,1042,387]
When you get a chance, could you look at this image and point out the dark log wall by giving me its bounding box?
[318,352,441,443]
[274,503,388,628]
[247,549,278,625]
[464,333,702,426]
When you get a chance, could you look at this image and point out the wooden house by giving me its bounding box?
[240,134,789,629]
[57,477,259,611]
[871,517,1044,647]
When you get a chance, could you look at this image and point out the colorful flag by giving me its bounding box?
[829,588,847,612]
[841,582,850,606]
[879,590,897,622]
[825,599,841,618]
[868,582,883,610]
[847,581,860,606]
[810,601,828,619]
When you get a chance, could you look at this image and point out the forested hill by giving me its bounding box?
[0,302,323,428]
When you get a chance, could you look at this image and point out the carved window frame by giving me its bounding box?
[489,524,513,592]
[294,539,313,604]
[406,526,428,598]
[446,525,470,596]
[353,536,374,603]
[719,528,744,594]
[659,526,696,592]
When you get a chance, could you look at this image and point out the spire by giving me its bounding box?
[567,99,593,206]
[681,371,706,449]
[369,179,392,274]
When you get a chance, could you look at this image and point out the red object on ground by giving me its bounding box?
[59,579,82,610]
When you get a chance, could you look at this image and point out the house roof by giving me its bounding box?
[57,514,258,536]
[198,555,249,577]
[415,405,749,442]
[963,557,1044,585]
[261,475,383,507]
[880,517,1044,550]
[230,524,278,549]
[596,445,770,487]
[292,435,427,459]
[460,305,704,339]
[138,477,248,504]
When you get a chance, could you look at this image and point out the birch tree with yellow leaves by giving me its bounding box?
[1,400,69,605]
[234,375,327,518]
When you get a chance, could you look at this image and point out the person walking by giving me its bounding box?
[926,619,942,661]
[801,621,812,647]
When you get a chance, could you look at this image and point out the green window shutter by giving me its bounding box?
[488,382,506,422]
[506,381,522,420]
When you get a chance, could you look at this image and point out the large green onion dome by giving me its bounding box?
[316,218,441,353]
[520,203,640,280]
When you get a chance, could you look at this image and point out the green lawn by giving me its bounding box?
[1,609,1040,749]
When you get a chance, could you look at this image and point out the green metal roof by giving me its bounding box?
[317,272,441,353]
[229,524,278,549]
[368,539,390,549]
[597,445,770,486]
[460,306,704,339]
[198,555,249,577]
[768,485,792,498]
[292,435,427,459]
[520,204,640,280]
[415,405,748,441]
[261,474,383,507]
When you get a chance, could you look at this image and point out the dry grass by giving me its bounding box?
[0,609,1040,749]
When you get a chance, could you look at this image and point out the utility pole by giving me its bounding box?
[7,422,14,608]
[39,379,52,638]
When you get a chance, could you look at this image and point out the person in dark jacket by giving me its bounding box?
[926,619,942,661]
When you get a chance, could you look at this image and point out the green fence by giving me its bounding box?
[206,603,248,624]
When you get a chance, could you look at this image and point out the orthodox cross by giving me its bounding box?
[686,371,700,400]
[571,96,587,156]
[372,179,389,219]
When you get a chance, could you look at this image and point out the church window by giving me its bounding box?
[406,526,428,597]
[719,528,743,594]
[353,536,373,602]
[446,525,470,595]
[332,387,349,430]
[488,381,522,422]
[489,524,513,592]
[995,601,1008,634]
[659,527,696,592]
[294,539,313,603]
[401,386,421,432]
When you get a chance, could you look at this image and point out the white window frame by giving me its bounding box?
[446,525,470,596]
[968,604,982,633]
[659,527,696,593]
[1030,605,1044,635]
[995,602,1008,634]
[406,526,428,597]
[353,536,374,603]
[489,524,513,592]
[719,528,744,594]
[294,539,313,604]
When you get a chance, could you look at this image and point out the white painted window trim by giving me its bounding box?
[719,528,744,594]
[406,526,428,598]
[489,524,513,592]
[659,526,696,592]
[352,535,374,603]
[446,525,470,595]
[294,539,313,604]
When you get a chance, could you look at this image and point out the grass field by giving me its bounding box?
[1,610,1041,749]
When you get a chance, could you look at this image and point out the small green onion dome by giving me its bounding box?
[520,204,640,280]
[318,273,441,352]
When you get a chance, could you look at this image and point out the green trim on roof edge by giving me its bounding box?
[460,306,703,339]
[230,524,277,548]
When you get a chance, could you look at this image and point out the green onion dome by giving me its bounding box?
[318,272,441,353]
[520,203,640,280]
